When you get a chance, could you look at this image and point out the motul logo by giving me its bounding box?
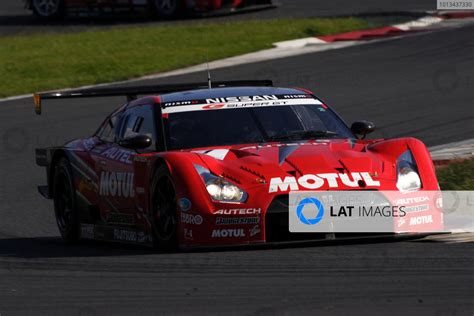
[410,215,433,225]
[99,172,135,198]
[269,172,380,193]
[211,229,245,238]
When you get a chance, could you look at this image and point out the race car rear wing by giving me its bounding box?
[33,80,273,115]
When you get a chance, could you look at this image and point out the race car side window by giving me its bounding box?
[97,114,119,143]
[117,105,156,150]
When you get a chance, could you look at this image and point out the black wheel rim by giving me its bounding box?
[153,176,177,241]
[55,173,73,232]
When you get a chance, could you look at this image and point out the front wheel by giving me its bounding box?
[31,0,65,20]
[53,158,80,243]
[150,165,178,251]
[151,0,183,19]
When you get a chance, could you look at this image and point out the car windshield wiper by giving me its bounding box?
[267,130,339,142]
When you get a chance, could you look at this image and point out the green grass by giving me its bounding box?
[436,159,474,190]
[0,18,371,97]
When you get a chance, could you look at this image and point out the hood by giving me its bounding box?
[192,139,393,192]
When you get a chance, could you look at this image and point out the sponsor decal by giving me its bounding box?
[99,172,135,198]
[137,231,151,243]
[181,213,203,225]
[202,103,225,110]
[282,94,313,99]
[113,228,137,242]
[101,147,133,165]
[404,204,430,213]
[269,172,380,193]
[163,97,321,114]
[409,215,433,226]
[216,217,260,225]
[78,178,97,193]
[394,196,430,205]
[211,229,245,238]
[249,225,261,237]
[164,95,313,108]
[133,155,148,162]
[178,198,192,212]
[184,228,193,240]
[213,208,262,215]
[107,213,135,225]
[397,217,406,228]
[112,229,150,243]
[206,95,279,103]
[164,100,197,106]
[223,100,289,108]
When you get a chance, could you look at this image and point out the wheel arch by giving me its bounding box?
[48,149,69,198]
[145,156,171,209]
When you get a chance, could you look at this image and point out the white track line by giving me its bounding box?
[392,16,444,31]
[429,138,474,161]
[417,232,474,243]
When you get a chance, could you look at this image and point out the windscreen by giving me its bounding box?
[163,102,353,150]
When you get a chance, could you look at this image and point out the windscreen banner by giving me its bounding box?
[289,191,473,233]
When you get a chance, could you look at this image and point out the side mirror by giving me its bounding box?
[351,120,376,139]
[119,134,152,150]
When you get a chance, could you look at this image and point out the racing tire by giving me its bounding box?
[150,164,179,251]
[150,0,183,19]
[53,158,80,243]
[31,0,65,20]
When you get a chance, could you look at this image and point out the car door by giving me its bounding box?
[96,104,156,227]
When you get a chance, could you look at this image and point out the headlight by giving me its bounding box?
[396,150,421,192]
[194,164,247,203]
[205,176,246,202]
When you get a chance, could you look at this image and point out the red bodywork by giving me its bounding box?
[36,87,442,248]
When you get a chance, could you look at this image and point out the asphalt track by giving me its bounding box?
[0,12,473,316]
[0,0,435,36]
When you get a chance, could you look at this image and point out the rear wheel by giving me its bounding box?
[31,0,65,20]
[151,0,182,18]
[53,158,80,243]
[150,165,178,251]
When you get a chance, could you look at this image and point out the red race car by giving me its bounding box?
[24,0,275,20]
[34,80,441,250]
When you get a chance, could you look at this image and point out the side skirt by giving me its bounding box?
[80,224,154,247]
